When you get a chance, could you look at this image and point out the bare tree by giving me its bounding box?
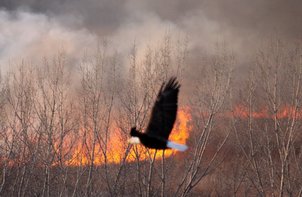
[233,39,302,196]
[175,44,233,196]
[0,63,39,196]
[3,33,302,197]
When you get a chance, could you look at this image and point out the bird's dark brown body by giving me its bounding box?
[131,128,168,149]
[129,77,188,151]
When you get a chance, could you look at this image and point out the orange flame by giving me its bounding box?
[231,104,302,119]
[231,105,269,119]
[62,108,191,166]
[5,104,302,167]
[62,104,301,166]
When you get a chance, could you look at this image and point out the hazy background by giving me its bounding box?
[1,2,302,196]
[1,0,302,72]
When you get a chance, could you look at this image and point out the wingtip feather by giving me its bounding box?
[166,77,180,90]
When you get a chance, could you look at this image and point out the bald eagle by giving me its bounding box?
[128,77,188,151]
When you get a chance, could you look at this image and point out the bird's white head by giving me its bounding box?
[128,137,141,144]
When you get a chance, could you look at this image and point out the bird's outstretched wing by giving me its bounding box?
[145,77,180,140]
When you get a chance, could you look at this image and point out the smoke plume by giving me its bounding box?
[1,0,302,71]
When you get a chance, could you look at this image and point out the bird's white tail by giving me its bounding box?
[167,141,188,152]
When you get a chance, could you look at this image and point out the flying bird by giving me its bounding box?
[128,77,188,151]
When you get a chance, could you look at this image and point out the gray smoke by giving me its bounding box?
[1,0,302,71]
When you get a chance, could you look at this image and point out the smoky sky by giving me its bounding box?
[2,0,302,34]
[1,0,302,70]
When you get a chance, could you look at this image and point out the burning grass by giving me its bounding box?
[62,108,192,166]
